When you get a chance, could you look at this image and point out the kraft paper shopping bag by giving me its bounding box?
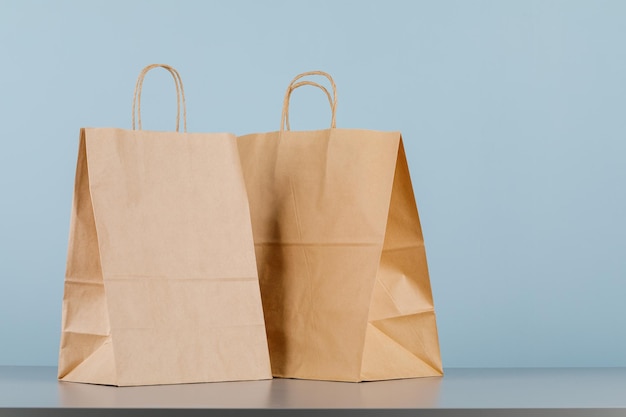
[58,64,271,386]
[237,71,443,382]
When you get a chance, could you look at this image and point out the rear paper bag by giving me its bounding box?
[237,71,443,382]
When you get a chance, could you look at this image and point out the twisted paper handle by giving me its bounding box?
[280,70,337,132]
[282,81,333,131]
[132,64,187,132]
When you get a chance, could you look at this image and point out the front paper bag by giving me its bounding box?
[238,71,443,382]
[58,64,271,386]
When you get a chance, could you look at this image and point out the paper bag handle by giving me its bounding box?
[280,70,337,132]
[282,81,333,131]
[132,64,187,132]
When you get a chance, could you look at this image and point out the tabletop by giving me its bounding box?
[1,366,625,416]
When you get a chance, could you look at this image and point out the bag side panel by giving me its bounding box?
[58,129,116,385]
[361,138,443,380]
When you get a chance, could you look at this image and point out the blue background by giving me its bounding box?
[1,0,625,368]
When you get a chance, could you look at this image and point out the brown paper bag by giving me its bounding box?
[237,71,443,382]
[58,64,271,386]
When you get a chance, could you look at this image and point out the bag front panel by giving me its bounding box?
[238,128,400,380]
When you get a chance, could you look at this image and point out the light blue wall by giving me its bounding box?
[1,0,625,367]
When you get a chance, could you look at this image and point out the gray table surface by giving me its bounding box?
[1,366,626,416]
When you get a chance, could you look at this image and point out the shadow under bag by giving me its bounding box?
[237,71,443,382]
[58,64,271,386]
